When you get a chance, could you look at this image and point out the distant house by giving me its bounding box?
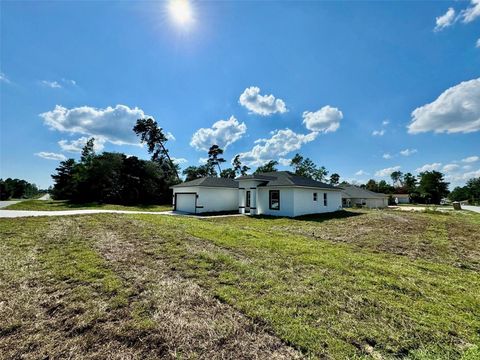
[393,194,410,204]
[341,185,388,208]
[171,171,342,216]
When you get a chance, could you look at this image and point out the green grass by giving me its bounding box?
[3,199,172,212]
[1,209,479,359]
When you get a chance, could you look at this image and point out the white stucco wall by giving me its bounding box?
[344,197,388,208]
[257,187,296,217]
[293,188,342,216]
[173,186,238,213]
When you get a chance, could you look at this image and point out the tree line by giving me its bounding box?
[0,178,44,200]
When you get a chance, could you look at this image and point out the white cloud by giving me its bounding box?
[355,170,369,176]
[383,153,392,159]
[190,116,247,151]
[434,8,456,31]
[172,157,188,164]
[462,155,479,163]
[375,166,401,177]
[461,0,480,23]
[477,38,480,48]
[400,148,418,156]
[278,158,291,166]
[443,164,460,172]
[198,157,209,164]
[445,168,480,186]
[0,72,11,84]
[382,120,390,126]
[58,136,106,153]
[165,131,176,141]
[302,106,343,133]
[40,104,150,145]
[463,165,473,170]
[34,152,66,161]
[415,162,442,173]
[408,78,480,134]
[372,129,385,136]
[239,86,287,116]
[41,80,62,88]
[239,129,317,166]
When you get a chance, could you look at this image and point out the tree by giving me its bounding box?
[449,186,470,202]
[81,137,96,163]
[390,171,403,187]
[220,168,236,179]
[254,160,279,174]
[417,171,449,204]
[289,153,328,181]
[330,173,340,185]
[378,180,394,194]
[182,165,216,182]
[207,145,226,174]
[133,118,179,179]
[403,172,417,192]
[232,155,250,176]
[466,177,480,203]
[51,159,78,200]
[365,179,378,192]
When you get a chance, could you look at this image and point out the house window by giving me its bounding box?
[246,191,251,207]
[269,190,280,210]
[313,192,317,201]
[323,193,327,206]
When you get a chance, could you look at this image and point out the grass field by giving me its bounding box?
[1,209,479,359]
[3,199,172,212]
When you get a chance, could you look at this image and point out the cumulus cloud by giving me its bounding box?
[383,153,392,159]
[239,129,317,166]
[461,0,480,23]
[445,168,480,186]
[58,136,106,153]
[34,152,66,161]
[165,131,176,141]
[382,120,390,126]
[408,78,480,134]
[375,166,401,177]
[443,164,460,173]
[302,106,343,133]
[239,86,287,116]
[415,162,442,173]
[462,155,479,163]
[400,148,418,156]
[172,157,188,165]
[190,116,247,151]
[477,38,480,48]
[40,104,151,145]
[372,129,385,136]
[278,158,291,166]
[434,8,456,31]
[355,170,369,176]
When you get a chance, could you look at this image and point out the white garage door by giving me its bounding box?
[175,193,196,213]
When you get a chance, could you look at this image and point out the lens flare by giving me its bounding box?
[168,0,194,26]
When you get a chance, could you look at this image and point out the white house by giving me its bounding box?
[341,185,388,208]
[171,171,342,217]
[393,194,410,204]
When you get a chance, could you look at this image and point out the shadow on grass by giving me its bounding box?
[251,210,364,223]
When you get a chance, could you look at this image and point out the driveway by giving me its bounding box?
[0,201,21,209]
[462,205,480,214]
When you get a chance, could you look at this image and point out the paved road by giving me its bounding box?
[462,205,480,214]
[0,201,21,209]
[38,194,51,200]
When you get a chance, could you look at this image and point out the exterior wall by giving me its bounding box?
[395,196,410,204]
[173,186,238,213]
[343,197,388,208]
[257,187,295,217]
[293,188,342,216]
[237,180,266,215]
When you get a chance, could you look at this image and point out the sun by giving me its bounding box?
[168,0,194,27]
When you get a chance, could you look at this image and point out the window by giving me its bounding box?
[313,192,317,201]
[269,190,280,210]
[246,191,251,207]
[323,193,327,206]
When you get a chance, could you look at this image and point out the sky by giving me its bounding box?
[1,0,479,190]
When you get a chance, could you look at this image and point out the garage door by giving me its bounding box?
[175,193,196,213]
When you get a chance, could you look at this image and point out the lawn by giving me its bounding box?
[3,199,172,212]
[1,209,479,359]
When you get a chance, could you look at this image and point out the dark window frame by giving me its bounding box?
[323,193,327,206]
[313,192,317,201]
[269,190,280,210]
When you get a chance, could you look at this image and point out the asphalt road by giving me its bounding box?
[0,201,21,209]
[462,205,480,214]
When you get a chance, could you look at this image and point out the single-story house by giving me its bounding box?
[393,194,410,204]
[341,185,388,208]
[171,171,342,217]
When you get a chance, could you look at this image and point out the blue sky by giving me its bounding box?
[1,0,479,189]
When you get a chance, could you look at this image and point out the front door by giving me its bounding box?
[245,191,251,213]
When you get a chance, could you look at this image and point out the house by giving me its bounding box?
[341,185,388,208]
[393,194,410,204]
[171,171,342,216]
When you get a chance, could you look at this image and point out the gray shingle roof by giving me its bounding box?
[340,185,388,199]
[172,177,238,188]
[237,171,339,190]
